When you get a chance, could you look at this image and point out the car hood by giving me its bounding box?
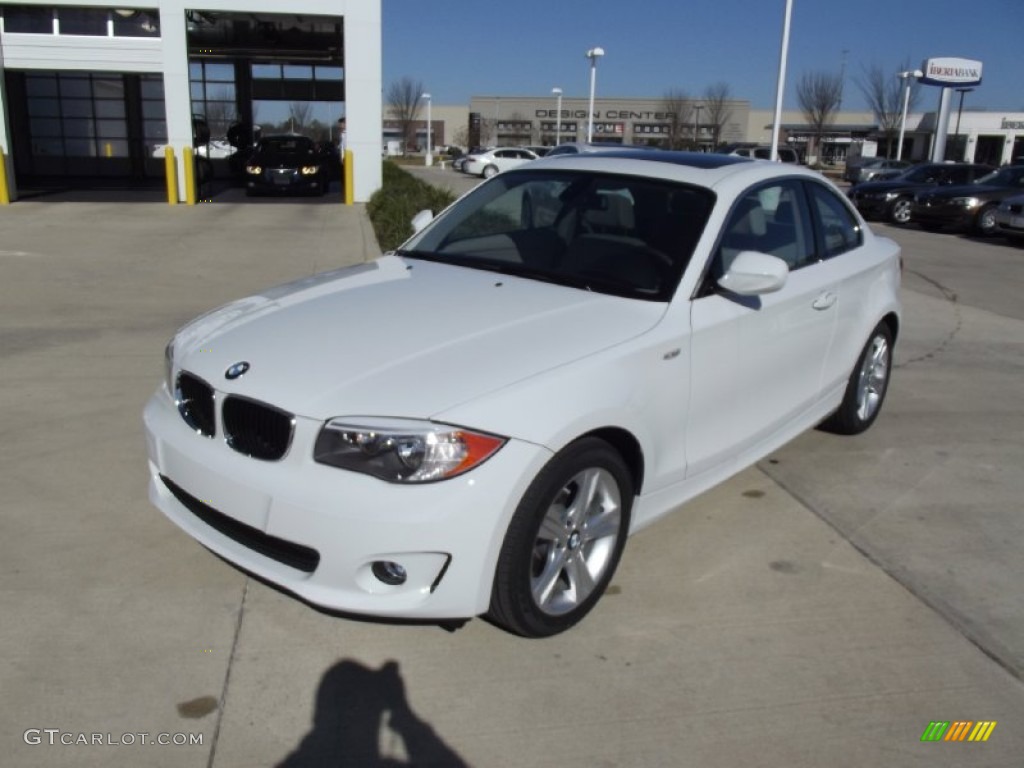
[171,255,666,421]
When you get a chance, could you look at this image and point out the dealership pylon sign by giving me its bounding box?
[920,58,983,88]
[919,57,984,162]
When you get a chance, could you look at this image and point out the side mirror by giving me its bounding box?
[717,251,789,295]
[410,209,434,234]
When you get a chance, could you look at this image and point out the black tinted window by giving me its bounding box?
[405,170,715,301]
[809,183,862,258]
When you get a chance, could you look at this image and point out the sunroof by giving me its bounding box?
[587,150,749,169]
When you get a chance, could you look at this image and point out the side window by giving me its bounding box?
[713,180,815,278]
[808,183,862,258]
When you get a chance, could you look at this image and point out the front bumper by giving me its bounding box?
[143,387,551,620]
[849,195,890,219]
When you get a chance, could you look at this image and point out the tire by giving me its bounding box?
[482,165,498,179]
[889,197,913,225]
[820,322,893,435]
[489,437,633,637]
[974,204,998,236]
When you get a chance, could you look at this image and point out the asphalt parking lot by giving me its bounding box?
[2,187,1022,767]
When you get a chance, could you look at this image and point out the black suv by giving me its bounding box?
[847,163,995,225]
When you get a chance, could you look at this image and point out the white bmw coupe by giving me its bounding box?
[146,151,901,637]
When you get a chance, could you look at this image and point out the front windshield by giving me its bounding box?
[400,169,715,301]
[976,166,1024,187]
[897,166,939,183]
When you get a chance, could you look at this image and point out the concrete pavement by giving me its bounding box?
[1,194,1022,767]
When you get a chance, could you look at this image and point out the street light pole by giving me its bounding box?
[895,70,921,161]
[954,87,974,161]
[422,92,432,166]
[585,47,604,142]
[693,104,703,151]
[552,87,563,145]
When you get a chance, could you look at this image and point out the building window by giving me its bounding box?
[190,61,237,138]
[112,9,160,37]
[57,7,108,36]
[2,5,53,34]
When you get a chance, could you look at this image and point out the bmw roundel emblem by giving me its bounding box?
[225,361,250,380]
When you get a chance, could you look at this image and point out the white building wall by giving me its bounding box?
[0,0,382,201]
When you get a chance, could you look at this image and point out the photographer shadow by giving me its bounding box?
[277,659,468,768]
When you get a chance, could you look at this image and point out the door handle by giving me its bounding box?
[812,291,837,310]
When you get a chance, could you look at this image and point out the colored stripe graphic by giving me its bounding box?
[921,722,949,742]
[944,721,972,741]
[968,722,997,742]
[921,720,997,742]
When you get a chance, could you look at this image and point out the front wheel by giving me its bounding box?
[820,322,893,435]
[889,197,913,225]
[974,204,998,236]
[489,438,633,637]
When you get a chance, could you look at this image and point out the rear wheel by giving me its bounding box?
[889,197,913,225]
[489,438,633,637]
[821,323,893,435]
[482,165,499,179]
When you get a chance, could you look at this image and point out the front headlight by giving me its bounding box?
[884,192,901,200]
[314,418,506,483]
[952,196,981,208]
[300,165,320,176]
[246,164,262,175]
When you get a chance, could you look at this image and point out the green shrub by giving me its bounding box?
[368,162,456,251]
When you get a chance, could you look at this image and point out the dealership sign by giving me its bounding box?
[919,57,983,87]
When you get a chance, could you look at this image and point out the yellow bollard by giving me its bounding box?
[343,149,354,205]
[0,148,11,205]
[164,146,178,205]
[183,146,196,206]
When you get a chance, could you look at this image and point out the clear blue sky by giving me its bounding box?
[383,0,1023,113]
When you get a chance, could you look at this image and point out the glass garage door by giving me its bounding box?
[14,70,166,181]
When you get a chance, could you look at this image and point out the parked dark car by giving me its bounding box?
[994,194,1024,244]
[244,135,330,196]
[911,165,1024,235]
[847,163,996,225]
[843,157,911,183]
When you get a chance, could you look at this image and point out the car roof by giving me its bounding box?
[528,149,825,191]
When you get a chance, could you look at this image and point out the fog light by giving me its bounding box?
[371,561,407,586]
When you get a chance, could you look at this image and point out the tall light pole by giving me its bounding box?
[769,0,793,162]
[693,104,704,151]
[585,47,604,142]
[422,93,432,166]
[954,86,974,161]
[552,87,563,145]
[896,69,922,161]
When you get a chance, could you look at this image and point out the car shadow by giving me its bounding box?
[277,659,469,767]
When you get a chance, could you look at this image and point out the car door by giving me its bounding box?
[492,150,517,172]
[685,179,839,478]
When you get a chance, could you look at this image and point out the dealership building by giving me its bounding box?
[0,0,382,201]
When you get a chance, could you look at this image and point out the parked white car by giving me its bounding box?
[462,147,539,178]
[145,152,901,637]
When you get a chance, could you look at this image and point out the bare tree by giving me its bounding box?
[703,82,732,148]
[857,61,921,158]
[660,88,694,149]
[287,102,313,134]
[797,71,844,162]
[386,76,425,150]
